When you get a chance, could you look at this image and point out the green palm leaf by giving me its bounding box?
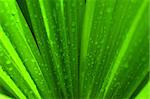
[0,0,149,98]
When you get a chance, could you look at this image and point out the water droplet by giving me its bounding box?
[34,15,38,18]
[95,41,98,45]
[6,60,11,64]
[124,64,128,68]
[106,8,112,13]
[8,67,13,71]
[63,69,66,72]
[83,86,87,89]
[11,12,15,16]
[72,58,75,61]
[106,46,110,49]
[38,72,42,76]
[100,11,103,15]
[95,82,98,85]
[79,2,83,6]
[131,0,136,3]
[91,61,94,65]
[0,53,3,57]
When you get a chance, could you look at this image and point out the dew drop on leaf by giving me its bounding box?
[11,12,15,16]
[8,67,13,71]
[95,41,98,45]
[0,53,3,57]
[6,60,11,64]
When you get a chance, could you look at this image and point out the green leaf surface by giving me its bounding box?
[0,0,149,98]
[135,81,150,99]
[0,67,26,99]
